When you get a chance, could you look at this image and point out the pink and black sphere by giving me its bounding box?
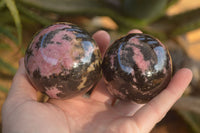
[102,33,172,103]
[24,23,102,99]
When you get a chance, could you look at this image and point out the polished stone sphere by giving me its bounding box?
[102,33,172,103]
[24,23,102,99]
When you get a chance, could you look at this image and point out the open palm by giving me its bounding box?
[2,30,192,133]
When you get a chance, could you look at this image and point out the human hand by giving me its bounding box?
[2,30,192,133]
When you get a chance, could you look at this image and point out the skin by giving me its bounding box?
[2,30,193,133]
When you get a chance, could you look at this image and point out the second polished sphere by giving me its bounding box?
[102,33,172,103]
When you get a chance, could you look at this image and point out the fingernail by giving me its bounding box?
[128,29,143,34]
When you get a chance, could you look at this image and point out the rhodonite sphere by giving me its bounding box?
[102,33,172,103]
[24,23,102,99]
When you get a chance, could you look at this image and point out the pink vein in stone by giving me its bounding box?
[27,30,76,77]
[128,37,142,46]
[110,54,116,69]
[45,85,63,99]
[163,68,167,74]
[133,76,137,82]
[31,24,71,47]
[127,44,150,74]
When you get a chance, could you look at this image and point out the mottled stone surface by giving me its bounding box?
[102,33,172,103]
[25,23,102,99]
